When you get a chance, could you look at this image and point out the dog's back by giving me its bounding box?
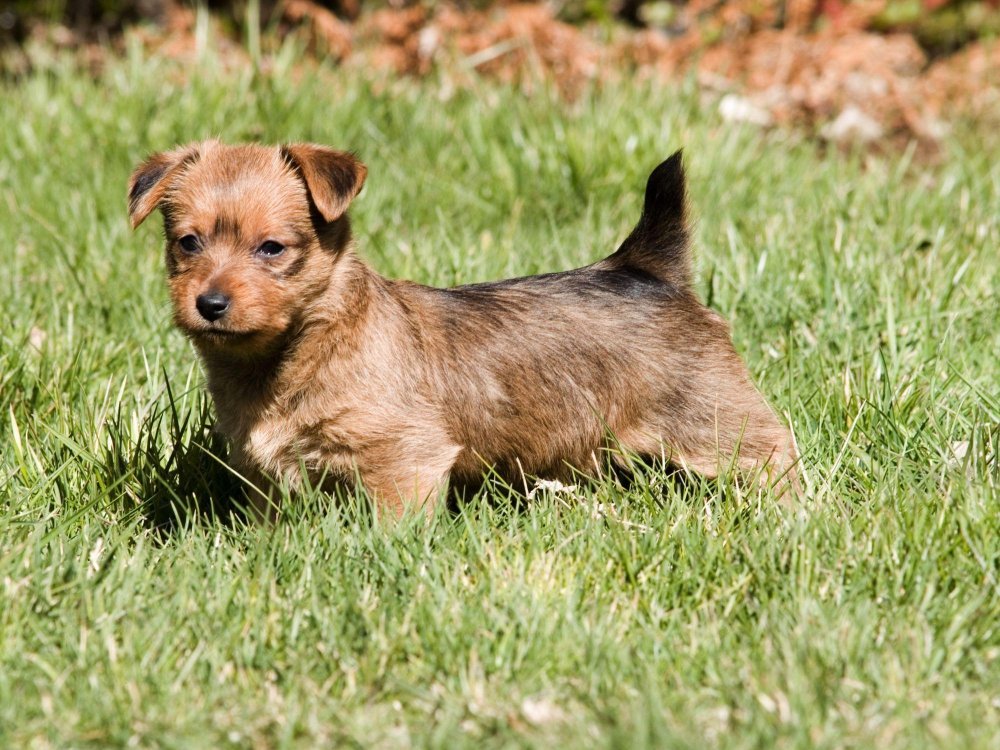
[400,153,797,491]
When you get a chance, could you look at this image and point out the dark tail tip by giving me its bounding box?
[644,149,685,223]
[597,149,691,288]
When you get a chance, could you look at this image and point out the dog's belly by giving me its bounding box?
[442,359,655,483]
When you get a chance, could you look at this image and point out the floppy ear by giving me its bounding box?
[281,143,367,223]
[127,144,201,229]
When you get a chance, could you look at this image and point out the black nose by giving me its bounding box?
[195,291,230,322]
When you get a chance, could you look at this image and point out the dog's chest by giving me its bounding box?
[222,399,360,487]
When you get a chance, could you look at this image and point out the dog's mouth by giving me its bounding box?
[188,327,258,343]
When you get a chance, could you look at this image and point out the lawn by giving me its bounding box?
[1,43,998,749]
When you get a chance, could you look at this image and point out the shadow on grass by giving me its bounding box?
[446,453,712,517]
[101,386,249,534]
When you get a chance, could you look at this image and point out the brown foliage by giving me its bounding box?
[6,2,1000,144]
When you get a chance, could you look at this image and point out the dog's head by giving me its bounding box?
[128,141,366,356]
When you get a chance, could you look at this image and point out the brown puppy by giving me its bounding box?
[128,141,797,519]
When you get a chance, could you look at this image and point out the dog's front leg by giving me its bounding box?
[360,463,453,519]
[359,434,462,519]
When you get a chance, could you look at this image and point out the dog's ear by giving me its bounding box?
[127,144,202,229]
[281,143,367,223]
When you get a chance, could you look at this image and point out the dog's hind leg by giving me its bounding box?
[625,315,799,498]
[674,401,797,497]
[679,306,798,497]
[632,395,797,499]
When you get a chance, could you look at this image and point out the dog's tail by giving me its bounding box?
[596,151,691,289]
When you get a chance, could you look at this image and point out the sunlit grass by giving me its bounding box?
[0,46,997,748]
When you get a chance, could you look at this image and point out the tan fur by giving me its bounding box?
[128,141,798,520]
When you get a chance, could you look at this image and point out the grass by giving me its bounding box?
[1,41,998,748]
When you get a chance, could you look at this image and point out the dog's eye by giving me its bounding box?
[257,241,286,258]
[178,235,201,254]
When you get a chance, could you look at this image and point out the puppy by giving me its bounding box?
[128,141,797,519]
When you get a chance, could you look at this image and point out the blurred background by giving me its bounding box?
[2,0,999,148]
